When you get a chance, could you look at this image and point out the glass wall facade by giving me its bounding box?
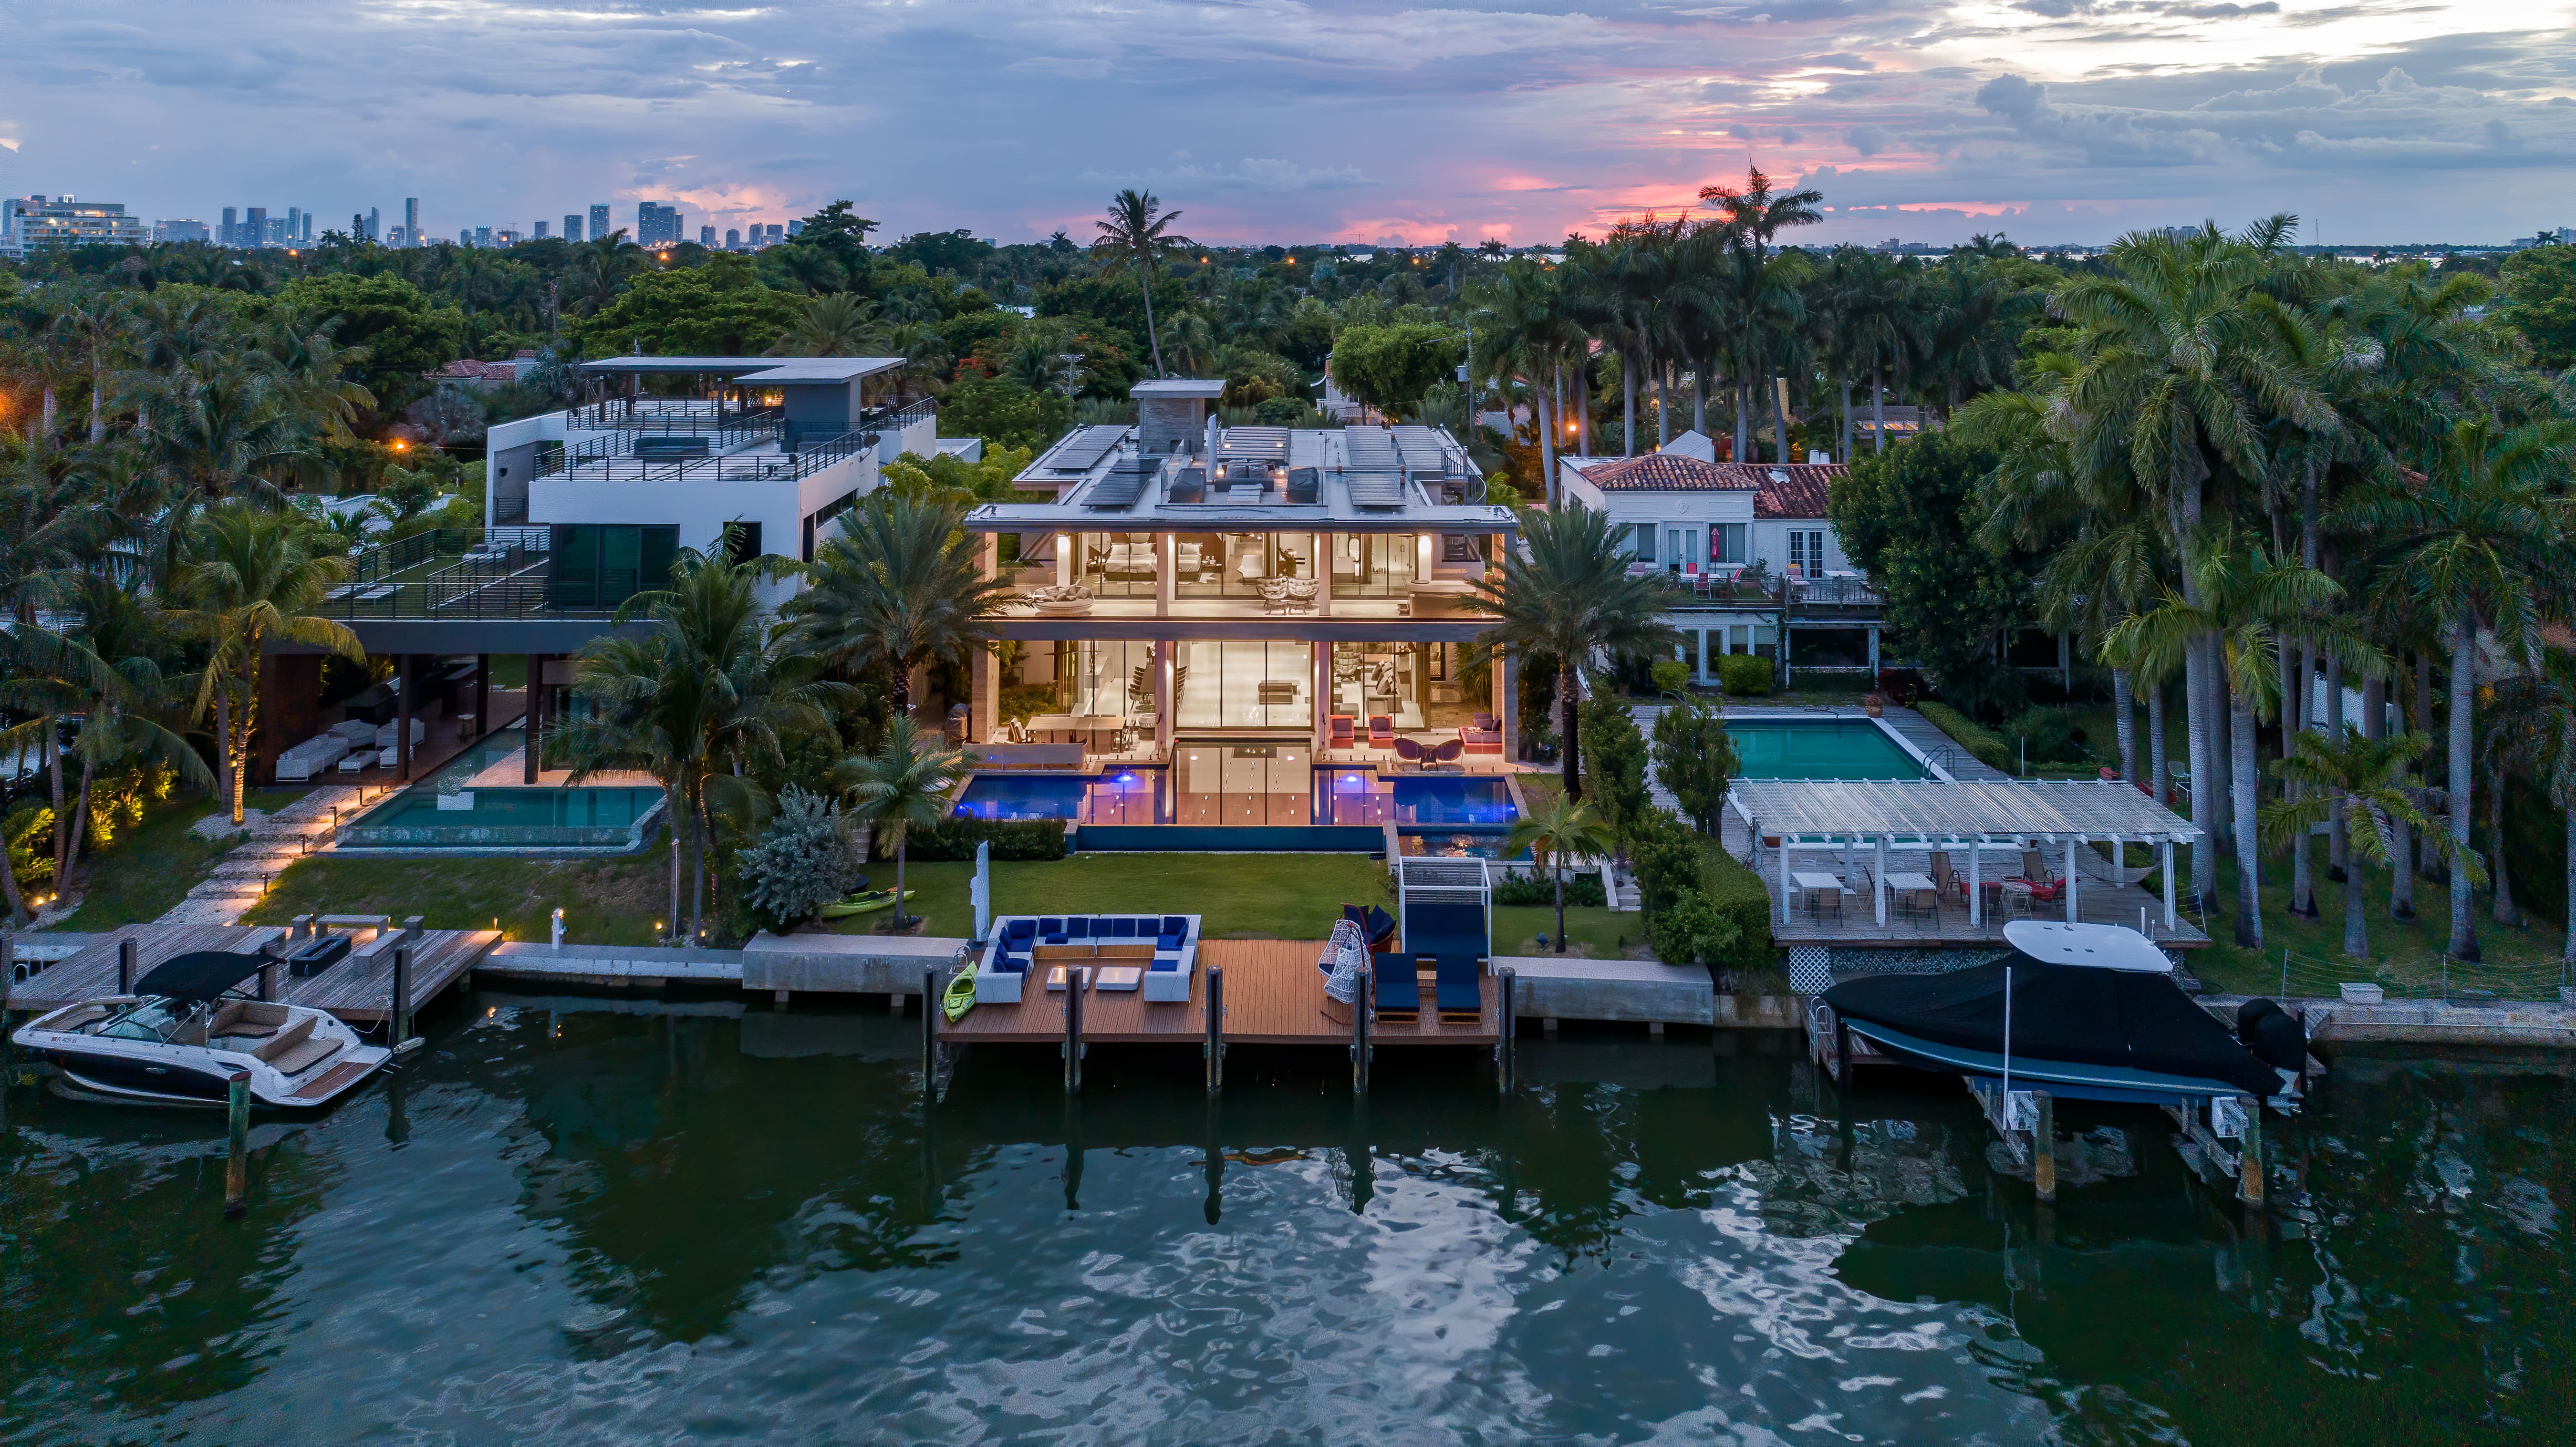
[1332,533,1415,598]
[1328,641,1428,729]
[1047,639,1157,721]
[1174,640,1312,730]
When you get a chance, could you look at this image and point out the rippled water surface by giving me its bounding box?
[4,994,2570,1444]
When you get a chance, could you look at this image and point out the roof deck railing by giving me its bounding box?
[531,425,872,484]
[322,527,631,622]
[567,398,784,433]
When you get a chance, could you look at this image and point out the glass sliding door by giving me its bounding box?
[1332,533,1416,600]
[1174,640,1313,731]
[1329,641,1426,730]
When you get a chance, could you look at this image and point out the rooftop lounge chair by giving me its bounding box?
[1429,739,1465,768]
[1342,903,1397,951]
[1472,712,1498,732]
[1392,737,1423,771]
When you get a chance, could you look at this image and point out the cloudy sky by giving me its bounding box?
[6,0,2575,248]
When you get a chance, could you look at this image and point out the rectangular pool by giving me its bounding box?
[1725,720,1928,780]
[341,786,668,849]
[952,768,1520,828]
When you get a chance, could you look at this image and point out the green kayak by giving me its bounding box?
[942,962,979,1022]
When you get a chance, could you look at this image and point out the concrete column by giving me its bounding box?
[1311,641,1330,752]
[1155,640,1175,758]
[2066,837,2080,923]
[523,654,541,784]
[1497,646,1519,762]
[1874,835,1888,926]
[1056,532,1072,589]
[473,654,489,738]
[1155,533,1174,618]
[396,654,415,782]
[1969,837,1983,926]
[971,642,999,744]
[2161,838,2177,931]
[1868,626,1880,679]
[1317,533,1334,617]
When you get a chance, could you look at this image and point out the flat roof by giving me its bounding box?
[577,357,901,382]
[1131,379,1228,398]
[1726,778,2203,843]
[982,421,1514,533]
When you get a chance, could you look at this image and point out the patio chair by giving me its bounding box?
[1368,715,1395,749]
[1430,739,1465,768]
[1472,712,1499,733]
[1433,954,1482,1020]
[1330,714,1357,748]
[2020,849,2055,886]
[1931,852,1959,901]
[1343,903,1398,951]
[1371,953,1421,1019]
[1392,737,1424,770]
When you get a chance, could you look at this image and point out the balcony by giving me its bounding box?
[566,398,784,434]
[1639,567,1884,616]
[530,426,876,485]
[315,528,637,622]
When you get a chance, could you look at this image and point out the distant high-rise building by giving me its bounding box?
[286,206,301,241]
[763,223,783,247]
[246,207,267,248]
[389,227,406,248]
[787,218,804,238]
[590,203,611,242]
[220,206,237,245]
[634,202,681,247]
[459,227,471,246]
[154,218,210,244]
[534,219,549,239]
[496,228,522,247]
[366,207,381,242]
[0,196,150,257]
[474,226,492,248]
[699,224,716,248]
[564,213,582,242]
[303,212,313,242]
[405,197,419,247]
[725,227,741,250]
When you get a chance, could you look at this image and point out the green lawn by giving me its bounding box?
[819,851,1394,941]
[244,846,679,946]
[54,788,302,931]
[1492,904,1641,958]
[2181,846,2570,1000]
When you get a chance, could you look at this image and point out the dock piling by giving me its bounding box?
[390,945,413,1051]
[1495,966,1516,1093]
[2237,1095,2265,1208]
[1204,968,1226,1096]
[1351,963,1372,1095]
[2033,1092,2057,1202]
[920,963,939,1102]
[118,938,137,994]
[223,1069,251,1219]
[1062,970,1084,1096]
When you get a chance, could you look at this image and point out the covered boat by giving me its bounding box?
[1820,922,2297,1109]
[11,950,392,1109]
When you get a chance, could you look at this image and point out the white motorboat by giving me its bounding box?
[11,949,392,1108]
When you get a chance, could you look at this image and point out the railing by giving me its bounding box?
[322,528,650,622]
[534,417,788,480]
[532,426,872,485]
[1646,569,1886,613]
[862,397,937,433]
[566,399,783,433]
[1790,576,1885,609]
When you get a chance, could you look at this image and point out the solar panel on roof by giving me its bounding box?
[1047,425,1126,473]
[1085,455,1153,508]
[1346,472,1405,508]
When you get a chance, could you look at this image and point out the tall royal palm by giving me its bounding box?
[834,715,972,934]
[162,505,364,824]
[558,546,847,941]
[2262,728,2432,960]
[1466,502,1678,801]
[2350,415,2574,961]
[1093,190,1192,378]
[787,491,1015,720]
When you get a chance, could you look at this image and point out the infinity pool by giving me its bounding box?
[341,786,668,848]
[1726,720,1929,779]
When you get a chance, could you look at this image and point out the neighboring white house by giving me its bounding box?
[1558,452,1883,683]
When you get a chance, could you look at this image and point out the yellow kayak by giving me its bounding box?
[819,888,914,920]
[943,962,978,1022]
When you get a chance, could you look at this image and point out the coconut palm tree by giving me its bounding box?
[2348,414,2575,961]
[161,505,365,824]
[785,491,1015,720]
[1093,189,1192,378]
[769,292,883,357]
[1465,502,1679,802]
[833,714,971,933]
[1505,793,1616,953]
[2263,727,2433,959]
[556,543,847,940]
[1472,258,1584,502]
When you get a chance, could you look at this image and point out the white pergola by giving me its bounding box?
[1727,778,2203,931]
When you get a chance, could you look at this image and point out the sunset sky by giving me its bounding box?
[6,0,2574,248]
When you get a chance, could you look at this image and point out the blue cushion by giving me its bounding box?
[1164,915,1187,936]
[1110,918,1137,939]
[1043,934,1068,946]
[1068,917,1091,939]
[1151,956,1180,971]
[1157,932,1185,951]
[1039,917,1064,936]
[1007,919,1036,940]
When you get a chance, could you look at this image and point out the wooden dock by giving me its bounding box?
[941,939,1500,1047]
[9,922,499,1026]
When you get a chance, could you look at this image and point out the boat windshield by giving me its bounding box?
[94,999,184,1043]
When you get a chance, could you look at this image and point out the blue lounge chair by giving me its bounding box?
[1039,916,1067,945]
[1162,915,1187,937]
[1433,954,1482,1018]
[1006,918,1037,944]
[1372,952,1420,1017]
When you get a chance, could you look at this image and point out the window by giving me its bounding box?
[1632,524,1656,563]
[1711,524,1747,565]
[803,490,860,562]
[724,520,764,565]
[1788,530,1825,576]
[1441,533,1479,563]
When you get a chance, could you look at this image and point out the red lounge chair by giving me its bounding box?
[1368,715,1395,748]
[1330,714,1356,748]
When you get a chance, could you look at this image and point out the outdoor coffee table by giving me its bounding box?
[1883,872,1940,922]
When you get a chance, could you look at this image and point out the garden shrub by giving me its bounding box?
[1577,699,1651,845]
[1496,869,1606,909]
[1717,653,1773,696]
[1649,660,1690,696]
[1629,811,1704,915]
[997,683,1056,724]
[1695,840,1775,971]
[2003,706,2089,765]
[1648,887,1742,969]
[736,786,861,928]
[901,817,1069,862]
[1917,701,2014,773]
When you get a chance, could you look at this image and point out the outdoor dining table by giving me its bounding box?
[1790,871,1846,921]
[1883,871,1941,922]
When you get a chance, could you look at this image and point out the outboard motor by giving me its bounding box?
[2236,997,2308,1074]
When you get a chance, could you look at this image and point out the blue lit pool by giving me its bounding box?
[1400,830,1531,860]
[955,768,1520,829]
[1725,720,1928,780]
[1384,777,1518,825]
[341,786,667,849]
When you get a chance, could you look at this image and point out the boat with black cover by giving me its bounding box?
[11,950,392,1108]
[1820,921,2301,1111]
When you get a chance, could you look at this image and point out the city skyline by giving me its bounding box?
[3,2,2574,248]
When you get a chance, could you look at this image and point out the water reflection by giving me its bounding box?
[0,1001,2568,1444]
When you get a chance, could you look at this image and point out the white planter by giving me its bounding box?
[2338,982,2384,1004]
[436,791,476,811]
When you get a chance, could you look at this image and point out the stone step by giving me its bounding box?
[211,861,287,879]
[187,878,269,899]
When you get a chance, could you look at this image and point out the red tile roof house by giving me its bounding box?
[1557,452,1886,684]
[427,352,541,390]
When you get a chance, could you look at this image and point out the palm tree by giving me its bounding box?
[1465,502,1678,801]
[2262,727,2432,959]
[2349,414,2575,961]
[833,715,971,933]
[556,544,846,941]
[2489,654,2576,964]
[785,491,1014,720]
[1505,794,1616,953]
[161,505,365,824]
[1473,258,1583,502]
[1093,190,1192,378]
[769,292,883,357]
[47,291,128,445]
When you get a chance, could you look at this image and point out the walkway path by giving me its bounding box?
[1871,706,2011,781]
[156,786,366,926]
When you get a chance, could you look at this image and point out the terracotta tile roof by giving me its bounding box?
[430,359,518,382]
[1580,453,1758,492]
[1748,463,1842,518]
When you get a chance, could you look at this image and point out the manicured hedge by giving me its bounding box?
[1695,838,1775,970]
[1717,653,1773,696]
[896,817,1070,862]
[1916,700,2014,774]
[1497,868,1607,908]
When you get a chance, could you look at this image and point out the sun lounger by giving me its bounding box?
[1371,952,1420,1019]
[1433,954,1482,1020]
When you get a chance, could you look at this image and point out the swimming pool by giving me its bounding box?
[952,769,1521,828]
[1725,720,1929,780]
[340,786,668,849]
